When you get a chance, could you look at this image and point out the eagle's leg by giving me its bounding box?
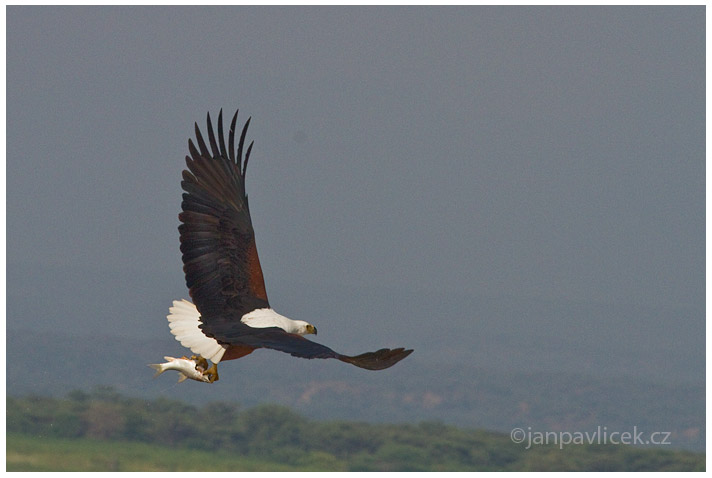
[204,363,219,383]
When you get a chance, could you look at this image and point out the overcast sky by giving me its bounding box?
[6,7,704,379]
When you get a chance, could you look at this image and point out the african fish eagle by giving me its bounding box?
[165,109,413,382]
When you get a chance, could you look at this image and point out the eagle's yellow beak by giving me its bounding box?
[306,324,317,335]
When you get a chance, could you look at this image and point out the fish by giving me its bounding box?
[149,356,213,383]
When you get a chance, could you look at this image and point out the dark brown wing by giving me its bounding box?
[179,110,268,325]
[212,322,414,370]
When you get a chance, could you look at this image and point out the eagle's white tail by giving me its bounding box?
[167,299,226,363]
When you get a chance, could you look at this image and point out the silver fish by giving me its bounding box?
[149,356,212,383]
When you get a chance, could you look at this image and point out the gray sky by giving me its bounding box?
[6,7,704,382]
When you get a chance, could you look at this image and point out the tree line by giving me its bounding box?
[6,387,704,471]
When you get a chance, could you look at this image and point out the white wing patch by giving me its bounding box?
[167,299,226,363]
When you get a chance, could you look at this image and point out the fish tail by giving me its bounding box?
[148,363,166,378]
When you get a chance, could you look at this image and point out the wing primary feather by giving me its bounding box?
[188,140,201,162]
[194,122,210,158]
[206,112,220,159]
[217,109,227,158]
[229,110,239,164]
[237,117,251,175]
[187,153,233,202]
[182,168,196,184]
[337,347,414,370]
[243,140,254,180]
[179,210,220,225]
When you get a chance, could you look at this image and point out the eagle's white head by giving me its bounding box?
[292,320,318,336]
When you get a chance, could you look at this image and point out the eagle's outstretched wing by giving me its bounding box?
[180,109,268,322]
[179,110,412,370]
[209,322,413,370]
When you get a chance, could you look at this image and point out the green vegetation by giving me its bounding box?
[6,433,309,472]
[6,388,705,472]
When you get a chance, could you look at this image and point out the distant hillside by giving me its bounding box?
[7,262,705,384]
[7,328,705,451]
[6,391,705,471]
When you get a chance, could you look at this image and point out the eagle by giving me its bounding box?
[165,109,413,382]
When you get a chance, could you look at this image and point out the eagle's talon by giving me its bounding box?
[204,363,219,383]
[191,355,209,372]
